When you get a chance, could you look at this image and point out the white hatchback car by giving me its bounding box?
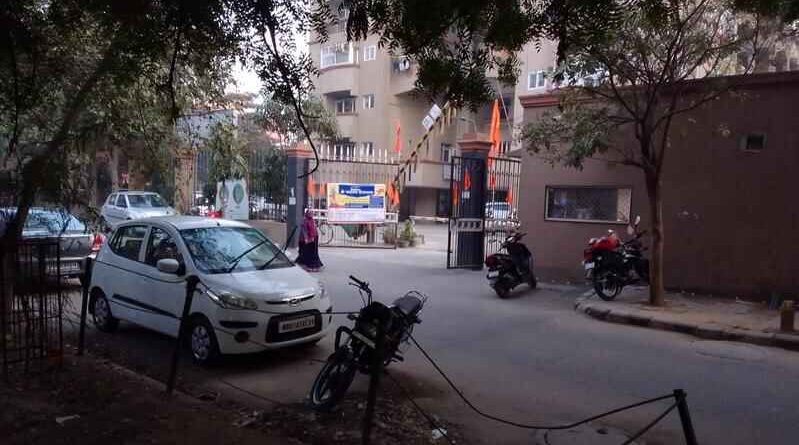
[89,216,332,364]
[101,191,177,227]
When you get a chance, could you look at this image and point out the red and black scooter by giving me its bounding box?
[583,216,649,301]
[485,232,537,298]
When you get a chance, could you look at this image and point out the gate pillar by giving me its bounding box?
[456,133,491,269]
[286,143,312,248]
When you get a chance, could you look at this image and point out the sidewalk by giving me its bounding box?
[575,287,799,351]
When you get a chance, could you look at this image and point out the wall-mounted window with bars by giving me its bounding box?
[545,186,631,223]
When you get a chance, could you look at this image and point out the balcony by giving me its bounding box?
[389,56,417,96]
[335,113,357,139]
[317,64,359,95]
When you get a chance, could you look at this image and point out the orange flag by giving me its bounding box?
[307,175,316,197]
[393,121,402,153]
[463,168,472,190]
[452,181,460,207]
[489,173,496,189]
[506,188,513,205]
[489,99,501,157]
[392,183,400,206]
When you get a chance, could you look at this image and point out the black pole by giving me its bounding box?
[361,321,386,445]
[166,276,198,395]
[77,257,93,356]
[674,389,698,445]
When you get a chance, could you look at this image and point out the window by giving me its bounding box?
[127,193,168,208]
[363,45,377,61]
[741,133,766,152]
[528,70,547,90]
[116,195,128,208]
[109,225,148,261]
[362,94,375,109]
[321,42,353,68]
[335,97,356,114]
[145,227,182,267]
[545,187,631,223]
[180,227,290,274]
[24,210,86,235]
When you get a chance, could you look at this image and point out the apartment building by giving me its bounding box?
[309,5,528,218]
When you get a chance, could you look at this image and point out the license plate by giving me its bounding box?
[278,316,316,333]
[61,262,80,273]
[487,271,500,279]
[583,262,594,270]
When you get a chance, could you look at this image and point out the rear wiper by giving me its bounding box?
[227,240,267,273]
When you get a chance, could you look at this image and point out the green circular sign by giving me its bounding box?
[233,183,245,204]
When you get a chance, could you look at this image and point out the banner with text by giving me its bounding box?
[326,183,386,223]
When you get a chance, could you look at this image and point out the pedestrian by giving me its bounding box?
[295,209,324,272]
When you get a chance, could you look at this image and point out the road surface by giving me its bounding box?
[68,245,799,444]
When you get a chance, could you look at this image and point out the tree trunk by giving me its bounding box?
[645,172,665,306]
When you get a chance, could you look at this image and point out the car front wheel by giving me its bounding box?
[188,316,221,366]
[92,290,119,332]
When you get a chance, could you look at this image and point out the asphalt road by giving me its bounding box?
[68,246,799,444]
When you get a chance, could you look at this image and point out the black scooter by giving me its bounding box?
[485,232,537,298]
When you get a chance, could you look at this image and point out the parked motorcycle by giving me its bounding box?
[485,231,537,298]
[308,275,426,411]
[583,216,649,301]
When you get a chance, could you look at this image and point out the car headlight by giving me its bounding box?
[205,289,258,310]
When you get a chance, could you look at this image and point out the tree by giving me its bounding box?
[206,121,247,193]
[257,94,338,148]
[0,0,236,244]
[522,0,773,305]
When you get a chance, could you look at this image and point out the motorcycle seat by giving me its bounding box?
[392,295,423,318]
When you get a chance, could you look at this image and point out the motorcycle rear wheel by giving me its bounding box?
[593,269,622,301]
[309,350,357,411]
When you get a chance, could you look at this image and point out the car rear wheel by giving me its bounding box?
[92,290,119,332]
[189,316,221,366]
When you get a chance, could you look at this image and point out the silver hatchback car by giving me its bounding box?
[101,191,177,227]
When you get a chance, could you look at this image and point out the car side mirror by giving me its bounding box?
[157,258,181,274]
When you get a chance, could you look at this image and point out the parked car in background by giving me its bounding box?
[101,191,177,227]
[89,216,332,364]
[485,202,516,220]
[0,208,104,284]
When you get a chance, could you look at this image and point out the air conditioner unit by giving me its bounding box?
[397,57,411,71]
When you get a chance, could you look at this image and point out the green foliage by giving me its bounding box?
[399,219,416,246]
[257,94,338,146]
[206,121,247,186]
[524,0,766,172]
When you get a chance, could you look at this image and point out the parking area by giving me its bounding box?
[66,244,799,445]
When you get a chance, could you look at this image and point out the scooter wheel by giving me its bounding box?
[494,282,510,299]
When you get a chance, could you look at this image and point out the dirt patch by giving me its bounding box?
[0,353,461,445]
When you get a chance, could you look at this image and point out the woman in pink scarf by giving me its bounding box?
[295,209,323,271]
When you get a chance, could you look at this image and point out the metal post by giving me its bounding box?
[674,389,698,445]
[361,321,386,445]
[286,146,312,248]
[77,258,93,356]
[167,276,199,395]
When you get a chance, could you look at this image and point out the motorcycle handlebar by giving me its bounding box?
[349,275,368,288]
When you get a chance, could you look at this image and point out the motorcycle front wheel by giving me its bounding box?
[309,349,357,411]
[593,269,623,301]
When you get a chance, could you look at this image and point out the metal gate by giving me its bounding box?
[306,150,399,249]
[447,155,521,269]
[1,240,64,378]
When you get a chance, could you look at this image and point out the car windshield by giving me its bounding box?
[24,210,86,235]
[127,194,168,208]
[180,226,291,274]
